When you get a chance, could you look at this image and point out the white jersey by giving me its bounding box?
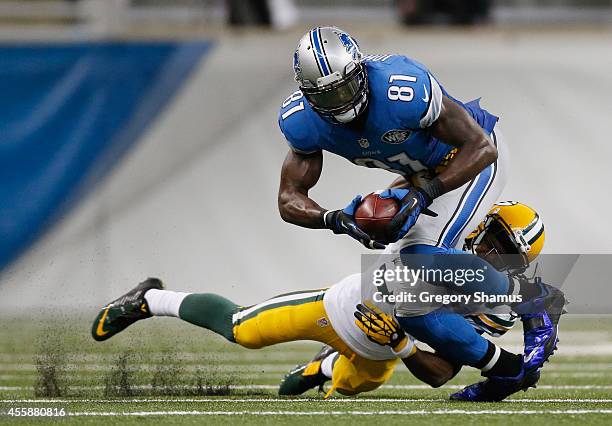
[323,272,414,361]
[324,247,518,360]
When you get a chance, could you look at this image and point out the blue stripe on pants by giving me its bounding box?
[442,163,494,248]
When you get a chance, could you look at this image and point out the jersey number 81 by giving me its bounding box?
[387,75,417,102]
[281,91,305,120]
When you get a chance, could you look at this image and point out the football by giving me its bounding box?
[354,192,400,242]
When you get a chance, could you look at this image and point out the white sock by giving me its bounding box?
[144,289,191,317]
[320,351,339,379]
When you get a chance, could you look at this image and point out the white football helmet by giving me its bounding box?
[293,26,368,124]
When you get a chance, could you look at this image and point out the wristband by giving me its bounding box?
[392,336,416,359]
[419,177,444,202]
[322,210,332,227]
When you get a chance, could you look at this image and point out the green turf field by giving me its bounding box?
[1,314,611,425]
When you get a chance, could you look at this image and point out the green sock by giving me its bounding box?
[178,293,239,342]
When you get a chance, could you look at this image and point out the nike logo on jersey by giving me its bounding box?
[422,85,429,103]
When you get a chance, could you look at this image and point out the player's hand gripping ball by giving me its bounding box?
[379,188,438,243]
[354,192,400,243]
[324,195,386,250]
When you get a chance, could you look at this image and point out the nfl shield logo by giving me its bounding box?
[381,129,411,144]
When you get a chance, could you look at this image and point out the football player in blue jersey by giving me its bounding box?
[277,27,566,401]
[278,26,500,251]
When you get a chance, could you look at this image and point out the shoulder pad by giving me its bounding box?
[374,56,443,129]
[278,91,321,154]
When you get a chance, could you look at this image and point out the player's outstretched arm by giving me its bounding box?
[278,149,326,229]
[429,96,498,195]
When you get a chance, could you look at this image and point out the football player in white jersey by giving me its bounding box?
[92,202,552,401]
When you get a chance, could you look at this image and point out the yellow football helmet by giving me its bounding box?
[464,201,545,272]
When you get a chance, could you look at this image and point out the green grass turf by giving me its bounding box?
[1,314,611,425]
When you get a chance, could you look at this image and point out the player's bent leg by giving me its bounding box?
[329,353,398,396]
[279,347,397,397]
[397,310,522,377]
[397,309,548,401]
[232,290,365,396]
[279,345,336,396]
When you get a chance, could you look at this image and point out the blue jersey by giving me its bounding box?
[278,54,499,177]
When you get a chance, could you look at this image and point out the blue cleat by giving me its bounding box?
[513,279,566,371]
[450,366,541,402]
[521,311,558,372]
[452,280,565,402]
[513,278,567,325]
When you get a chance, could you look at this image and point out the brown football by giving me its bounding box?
[354,192,400,243]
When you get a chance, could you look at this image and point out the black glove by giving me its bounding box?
[324,195,386,250]
[381,188,438,242]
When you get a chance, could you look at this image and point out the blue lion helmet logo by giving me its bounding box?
[293,50,302,80]
[338,32,361,60]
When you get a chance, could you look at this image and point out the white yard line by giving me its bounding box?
[3,384,612,392]
[0,363,298,372]
[62,409,612,416]
[2,398,612,404]
[2,371,609,382]
[381,385,612,390]
[2,361,612,373]
[1,373,611,386]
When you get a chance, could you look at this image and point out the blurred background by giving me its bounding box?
[0,0,611,313]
